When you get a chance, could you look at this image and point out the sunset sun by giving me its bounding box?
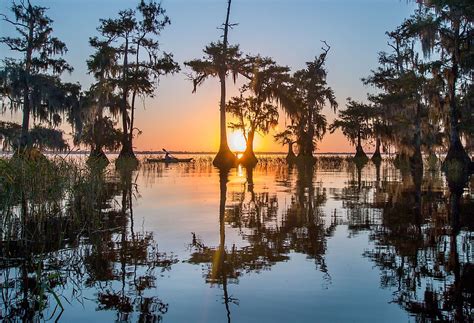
[229,131,247,152]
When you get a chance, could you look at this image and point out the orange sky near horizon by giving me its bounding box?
[129,77,361,154]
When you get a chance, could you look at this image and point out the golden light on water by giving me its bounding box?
[229,131,247,152]
[237,164,244,177]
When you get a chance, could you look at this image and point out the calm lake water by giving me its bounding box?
[1,155,473,322]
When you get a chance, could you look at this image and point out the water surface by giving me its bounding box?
[1,156,473,322]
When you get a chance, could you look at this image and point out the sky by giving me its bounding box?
[0,0,417,153]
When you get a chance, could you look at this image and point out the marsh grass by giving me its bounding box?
[315,156,352,171]
[0,155,123,320]
[0,155,178,321]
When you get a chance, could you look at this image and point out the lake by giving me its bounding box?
[1,155,473,322]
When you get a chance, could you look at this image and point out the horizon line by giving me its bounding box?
[0,150,376,155]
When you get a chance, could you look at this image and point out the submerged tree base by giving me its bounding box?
[295,154,316,165]
[393,153,411,173]
[88,149,109,166]
[371,150,382,164]
[285,143,297,163]
[213,147,237,170]
[286,155,297,164]
[444,159,472,190]
[427,153,439,171]
[442,142,472,174]
[354,146,368,161]
[409,150,423,174]
[239,151,258,168]
[87,156,110,170]
[118,142,137,159]
[117,145,138,168]
[353,155,369,168]
[115,155,139,170]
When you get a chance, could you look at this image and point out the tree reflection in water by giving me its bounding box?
[188,161,337,322]
[0,163,176,322]
[341,160,473,321]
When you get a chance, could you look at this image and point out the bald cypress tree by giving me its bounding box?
[405,0,473,170]
[330,99,373,160]
[292,45,337,161]
[94,0,179,163]
[0,0,73,153]
[227,56,292,166]
[364,25,436,171]
[185,0,245,169]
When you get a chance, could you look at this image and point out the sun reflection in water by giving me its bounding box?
[237,164,244,177]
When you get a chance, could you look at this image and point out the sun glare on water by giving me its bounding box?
[229,131,247,152]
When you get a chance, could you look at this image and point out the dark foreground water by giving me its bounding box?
[1,156,473,322]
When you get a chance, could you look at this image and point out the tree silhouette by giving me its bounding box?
[405,0,473,170]
[82,37,122,162]
[291,44,337,161]
[364,24,439,171]
[330,99,373,160]
[185,0,245,169]
[0,121,68,152]
[227,56,292,166]
[0,0,75,153]
[80,116,122,161]
[274,125,298,161]
[94,0,179,163]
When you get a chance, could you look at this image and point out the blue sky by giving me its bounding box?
[0,0,417,152]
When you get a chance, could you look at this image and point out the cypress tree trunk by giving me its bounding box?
[394,151,411,174]
[307,108,315,154]
[371,137,382,163]
[296,132,315,164]
[19,18,34,152]
[246,166,255,199]
[126,40,142,161]
[286,142,296,162]
[354,130,368,160]
[89,145,109,164]
[213,0,237,169]
[299,109,315,158]
[20,94,31,151]
[118,36,137,162]
[240,130,257,167]
[410,103,423,172]
[118,113,136,160]
[444,104,470,167]
[443,17,470,171]
[213,71,236,169]
[89,113,109,164]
